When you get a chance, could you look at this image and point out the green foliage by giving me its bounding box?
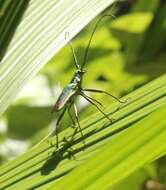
[0,0,166,189]
[0,0,115,116]
[0,0,30,61]
[50,105,166,190]
[0,75,165,189]
[111,12,153,33]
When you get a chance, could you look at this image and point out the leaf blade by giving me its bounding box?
[0,0,115,115]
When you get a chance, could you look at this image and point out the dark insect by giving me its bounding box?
[36,15,125,148]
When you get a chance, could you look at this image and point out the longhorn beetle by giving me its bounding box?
[36,15,125,148]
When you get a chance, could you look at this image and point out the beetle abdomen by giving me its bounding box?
[51,83,76,112]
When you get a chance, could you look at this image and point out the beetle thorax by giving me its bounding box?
[72,70,81,84]
[71,69,85,85]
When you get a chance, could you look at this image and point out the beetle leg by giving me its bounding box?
[73,103,86,147]
[80,91,113,123]
[81,93,104,108]
[68,103,76,128]
[54,107,67,148]
[82,88,126,103]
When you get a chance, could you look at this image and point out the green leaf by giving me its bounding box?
[7,105,52,139]
[51,105,166,190]
[0,0,29,60]
[0,75,165,190]
[131,0,160,13]
[0,0,115,116]
[140,3,166,60]
[111,12,153,34]
[110,12,153,65]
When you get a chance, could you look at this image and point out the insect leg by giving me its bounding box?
[54,107,67,148]
[81,93,104,108]
[67,103,76,128]
[73,103,86,146]
[33,107,67,149]
[82,88,125,103]
[65,103,80,146]
[80,92,113,123]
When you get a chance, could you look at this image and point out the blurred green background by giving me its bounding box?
[0,0,166,189]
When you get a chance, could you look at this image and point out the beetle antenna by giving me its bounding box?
[81,14,115,69]
[65,32,80,70]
